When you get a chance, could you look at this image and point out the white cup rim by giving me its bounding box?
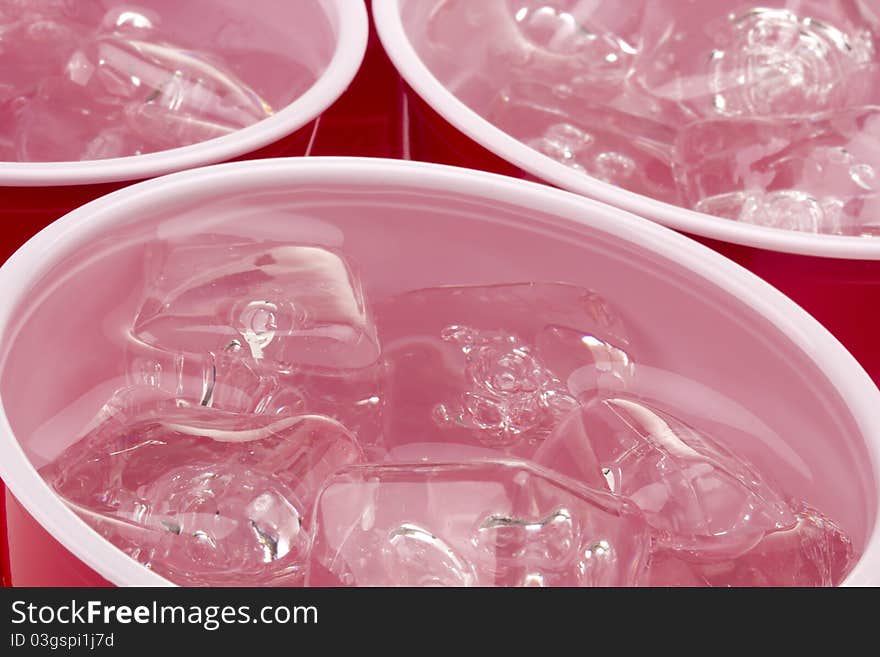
[1,156,878,586]
[0,0,368,187]
[372,0,880,260]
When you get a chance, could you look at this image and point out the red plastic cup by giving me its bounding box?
[372,0,880,384]
[0,157,878,586]
[0,0,368,266]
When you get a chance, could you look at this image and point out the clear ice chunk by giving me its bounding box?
[378,283,633,454]
[135,238,378,367]
[62,34,273,150]
[0,15,87,103]
[40,386,364,585]
[99,5,160,38]
[535,396,797,560]
[485,80,681,203]
[42,386,364,513]
[127,463,308,586]
[674,108,880,235]
[536,324,634,402]
[0,0,97,22]
[425,1,643,100]
[648,505,855,586]
[8,17,274,161]
[130,237,383,443]
[701,505,855,586]
[432,326,577,447]
[13,74,146,162]
[501,0,643,98]
[127,334,283,415]
[632,1,875,118]
[306,460,651,586]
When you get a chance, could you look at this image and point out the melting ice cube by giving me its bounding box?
[632,1,875,118]
[41,386,363,585]
[647,505,855,586]
[536,396,797,560]
[674,108,880,235]
[425,0,642,98]
[64,33,272,147]
[431,325,577,447]
[0,15,86,104]
[307,460,651,586]
[130,237,383,443]
[13,75,141,161]
[135,238,377,366]
[501,0,642,96]
[99,5,160,38]
[7,6,273,161]
[486,80,681,203]
[378,282,633,454]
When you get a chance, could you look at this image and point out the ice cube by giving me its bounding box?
[536,324,634,402]
[536,396,797,560]
[59,467,308,587]
[645,550,712,587]
[42,386,364,511]
[632,1,875,118]
[80,127,146,159]
[647,505,855,586]
[12,26,273,160]
[0,16,87,103]
[0,96,25,160]
[674,108,880,234]
[485,81,681,203]
[13,75,148,162]
[501,0,642,97]
[0,0,99,22]
[135,238,378,367]
[59,33,272,147]
[41,386,364,585]
[702,505,855,586]
[432,326,577,447]
[421,0,647,119]
[131,237,383,443]
[378,283,632,453]
[98,5,160,38]
[125,463,309,586]
[426,0,505,51]
[306,460,651,586]
[427,1,642,92]
[126,334,283,415]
